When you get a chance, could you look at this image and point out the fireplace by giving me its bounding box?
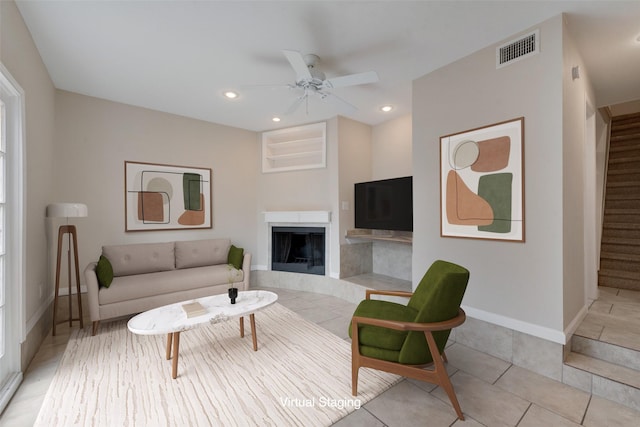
[272,226,325,276]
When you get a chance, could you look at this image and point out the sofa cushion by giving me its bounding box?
[175,238,231,269]
[98,264,244,305]
[102,242,175,277]
[96,255,114,288]
[227,245,244,269]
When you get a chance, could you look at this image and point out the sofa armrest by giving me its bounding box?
[84,262,101,322]
[241,252,251,291]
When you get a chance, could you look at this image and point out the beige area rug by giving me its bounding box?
[34,303,400,426]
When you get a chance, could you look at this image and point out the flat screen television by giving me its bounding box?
[354,176,413,231]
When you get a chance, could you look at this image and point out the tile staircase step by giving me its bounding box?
[568,287,640,411]
[565,352,640,390]
[575,313,640,352]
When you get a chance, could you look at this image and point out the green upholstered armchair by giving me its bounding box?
[349,260,469,420]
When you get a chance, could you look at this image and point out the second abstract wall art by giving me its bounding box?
[440,118,524,242]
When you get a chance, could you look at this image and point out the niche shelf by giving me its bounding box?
[262,122,326,173]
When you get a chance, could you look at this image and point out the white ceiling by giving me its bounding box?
[15,1,640,132]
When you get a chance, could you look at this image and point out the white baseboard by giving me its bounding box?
[462,304,567,345]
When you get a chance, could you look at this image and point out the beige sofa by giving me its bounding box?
[84,238,250,335]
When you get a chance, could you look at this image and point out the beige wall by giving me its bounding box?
[413,16,570,342]
[371,113,412,180]
[337,116,372,245]
[53,91,260,276]
[562,17,598,328]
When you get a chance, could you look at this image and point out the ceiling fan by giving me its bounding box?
[278,49,379,115]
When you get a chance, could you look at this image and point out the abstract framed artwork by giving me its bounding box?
[125,161,212,231]
[440,117,524,242]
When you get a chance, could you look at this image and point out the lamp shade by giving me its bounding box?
[46,203,88,218]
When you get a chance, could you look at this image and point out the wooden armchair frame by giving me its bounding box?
[351,289,466,420]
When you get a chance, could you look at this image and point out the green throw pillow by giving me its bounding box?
[227,245,244,270]
[96,255,114,288]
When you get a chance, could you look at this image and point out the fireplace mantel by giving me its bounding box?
[264,211,331,223]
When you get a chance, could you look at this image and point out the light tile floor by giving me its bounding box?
[2,286,640,426]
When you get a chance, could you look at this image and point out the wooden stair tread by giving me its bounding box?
[599,269,640,280]
[603,222,640,230]
[606,181,640,187]
[600,236,640,245]
[600,252,640,262]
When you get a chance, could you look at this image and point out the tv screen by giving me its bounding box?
[354,176,413,231]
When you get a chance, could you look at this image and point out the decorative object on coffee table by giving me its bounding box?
[228,287,238,304]
[47,202,88,336]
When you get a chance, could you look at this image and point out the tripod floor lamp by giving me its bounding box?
[47,203,87,336]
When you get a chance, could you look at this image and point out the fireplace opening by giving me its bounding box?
[272,226,325,276]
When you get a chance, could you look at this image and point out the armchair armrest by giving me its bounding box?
[365,289,414,300]
[352,308,466,332]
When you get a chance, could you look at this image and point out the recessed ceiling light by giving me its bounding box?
[224,91,238,99]
[380,105,393,113]
[272,117,281,122]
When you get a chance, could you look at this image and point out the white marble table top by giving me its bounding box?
[127,290,278,336]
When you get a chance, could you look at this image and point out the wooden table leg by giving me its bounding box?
[239,317,245,338]
[250,313,257,351]
[172,332,180,379]
[166,333,173,360]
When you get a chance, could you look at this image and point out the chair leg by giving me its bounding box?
[351,320,360,396]
[436,367,464,420]
[425,332,464,420]
[92,321,99,336]
[352,364,360,396]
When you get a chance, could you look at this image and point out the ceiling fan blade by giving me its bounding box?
[319,92,357,114]
[240,83,294,91]
[282,50,312,81]
[284,94,307,115]
[323,71,379,89]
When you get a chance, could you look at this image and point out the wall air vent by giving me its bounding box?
[496,30,539,68]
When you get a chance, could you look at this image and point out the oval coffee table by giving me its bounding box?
[127,290,278,379]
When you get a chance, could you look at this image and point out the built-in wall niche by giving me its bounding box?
[262,122,326,173]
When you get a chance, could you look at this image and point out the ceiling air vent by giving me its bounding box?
[496,30,539,68]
